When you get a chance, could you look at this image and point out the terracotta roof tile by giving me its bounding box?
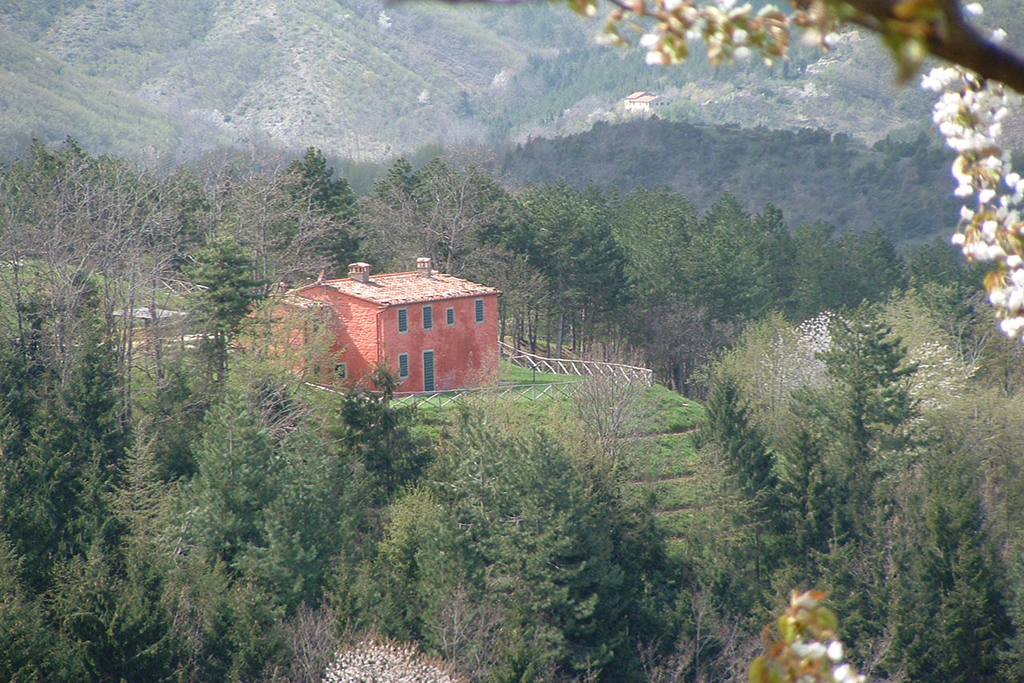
[276,293,332,309]
[292,271,501,307]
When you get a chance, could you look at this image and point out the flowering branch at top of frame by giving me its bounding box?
[564,0,1024,92]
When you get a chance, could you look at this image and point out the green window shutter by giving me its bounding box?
[475,298,485,323]
[423,305,433,330]
[398,308,408,333]
[399,353,409,379]
[423,350,435,392]
[446,307,455,325]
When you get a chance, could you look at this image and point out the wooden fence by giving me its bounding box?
[390,380,586,409]
[499,341,654,386]
[305,380,585,409]
[303,343,653,409]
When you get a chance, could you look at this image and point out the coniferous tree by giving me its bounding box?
[815,310,917,541]
[890,451,1012,683]
[0,534,50,681]
[178,391,280,570]
[285,147,359,269]
[332,365,430,504]
[702,373,784,592]
[49,545,176,683]
[185,233,264,387]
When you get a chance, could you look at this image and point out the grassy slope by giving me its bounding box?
[412,365,707,555]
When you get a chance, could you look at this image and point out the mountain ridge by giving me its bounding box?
[2,0,1012,162]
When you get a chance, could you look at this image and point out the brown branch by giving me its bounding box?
[814,0,1024,92]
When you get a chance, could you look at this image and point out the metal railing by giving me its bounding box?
[499,341,654,386]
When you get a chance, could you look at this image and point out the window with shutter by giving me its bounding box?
[423,350,435,392]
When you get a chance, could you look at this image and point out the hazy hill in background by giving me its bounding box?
[0,0,991,162]
[496,118,959,244]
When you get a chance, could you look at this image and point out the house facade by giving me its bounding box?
[283,258,501,392]
[623,91,669,115]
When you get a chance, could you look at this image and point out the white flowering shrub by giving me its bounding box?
[785,311,834,389]
[906,339,974,409]
[322,639,465,683]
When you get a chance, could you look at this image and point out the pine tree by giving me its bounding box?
[332,365,430,503]
[815,309,917,541]
[49,544,176,683]
[285,147,359,268]
[178,391,280,570]
[0,534,50,681]
[702,373,784,587]
[185,233,264,386]
[890,451,1012,683]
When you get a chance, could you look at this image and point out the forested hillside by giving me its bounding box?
[497,118,959,244]
[1,138,1021,683]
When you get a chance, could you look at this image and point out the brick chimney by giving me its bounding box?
[416,257,433,278]
[348,262,371,284]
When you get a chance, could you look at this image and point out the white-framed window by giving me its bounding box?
[423,304,433,330]
[335,362,348,380]
[475,298,485,323]
[398,307,408,333]
[398,353,409,379]
[446,306,455,326]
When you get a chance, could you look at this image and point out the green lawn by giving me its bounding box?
[402,359,711,556]
[499,359,579,385]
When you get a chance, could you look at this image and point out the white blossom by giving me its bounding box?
[323,640,464,683]
[926,60,1024,341]
[1001,316,1024,336]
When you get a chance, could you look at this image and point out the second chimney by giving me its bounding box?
[416,257,433,278]
[348,262,371,284]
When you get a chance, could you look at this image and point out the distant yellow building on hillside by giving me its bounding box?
[623,91,669,115]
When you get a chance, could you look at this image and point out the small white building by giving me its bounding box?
[624,91,669,115]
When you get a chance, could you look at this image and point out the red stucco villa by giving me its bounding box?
[280,258,501,392]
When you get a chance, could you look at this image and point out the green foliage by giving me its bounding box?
[332,366,431,502]
[285,147,360,269]
[502,182,627,354]
[185,233,265,385]
[49,546,176,683]
[889,449,1013,683]
[367,411,672,682]
[0,535,50,682]
[501,118,955,248]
